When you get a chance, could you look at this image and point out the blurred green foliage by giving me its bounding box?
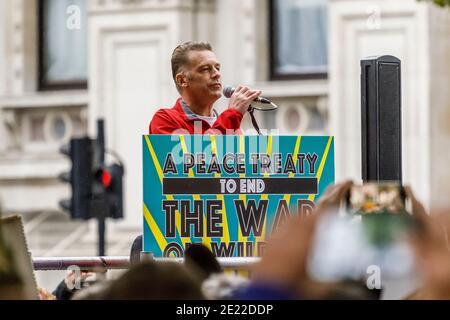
[428,0,450,8]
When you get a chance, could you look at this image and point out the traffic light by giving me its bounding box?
[101,163,124,219]
[58,137,94,220]
[58,119,124,256]
[58,137,124,220]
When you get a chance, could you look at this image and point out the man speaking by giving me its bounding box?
[149,41,262,134]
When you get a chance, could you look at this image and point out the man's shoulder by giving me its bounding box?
[149,107,178,128]
[151,108,177,122]
[152,99,183,119]
[149,99,187,134]
[152,107,174,119]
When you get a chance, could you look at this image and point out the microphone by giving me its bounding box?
[223,86,272,104]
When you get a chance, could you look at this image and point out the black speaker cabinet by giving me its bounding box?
[360,55,402,183]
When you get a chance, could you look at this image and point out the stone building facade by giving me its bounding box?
[0,1,449,288]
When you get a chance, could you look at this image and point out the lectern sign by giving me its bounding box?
[143,135,334,257]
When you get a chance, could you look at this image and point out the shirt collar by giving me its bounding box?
[180,99,218,120]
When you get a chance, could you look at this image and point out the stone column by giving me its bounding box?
[0,0,7,97]
[0,0,38,151]
[428,5,450,207]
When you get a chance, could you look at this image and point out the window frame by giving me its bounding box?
[268,0,328,81]
[37,0,88,91]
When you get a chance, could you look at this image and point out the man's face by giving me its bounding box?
[183,50,222,102]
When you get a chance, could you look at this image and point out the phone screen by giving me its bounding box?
[348,183,407,215]
[307,211,416,283]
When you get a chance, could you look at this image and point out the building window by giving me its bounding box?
[269,0,328,80]
[38,0,87,90]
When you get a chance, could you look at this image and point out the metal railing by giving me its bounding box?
[32,256,130,271]
[32,256,260,271]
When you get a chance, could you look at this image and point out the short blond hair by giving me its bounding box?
[171,41,213,92]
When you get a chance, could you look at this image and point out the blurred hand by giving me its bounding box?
[403,186,428,219]
[64,269,94,290]
[252,181,353,299]
[38,287,56,300]
[315,180,354,213]
[227,85,262,115]
[408,204,450,299]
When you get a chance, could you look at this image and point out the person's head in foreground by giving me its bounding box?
[99,260,204,300]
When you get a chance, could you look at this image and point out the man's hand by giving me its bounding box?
[227,85,262,115]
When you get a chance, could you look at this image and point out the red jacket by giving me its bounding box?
[149,98,243,134]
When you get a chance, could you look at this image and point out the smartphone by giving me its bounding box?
[347,182,407,215]
[307,183,417,283]
[347,182,413,247]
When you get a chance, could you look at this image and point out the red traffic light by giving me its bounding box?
[102,170,112,188]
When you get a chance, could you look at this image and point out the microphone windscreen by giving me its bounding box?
[223,86,234,98]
